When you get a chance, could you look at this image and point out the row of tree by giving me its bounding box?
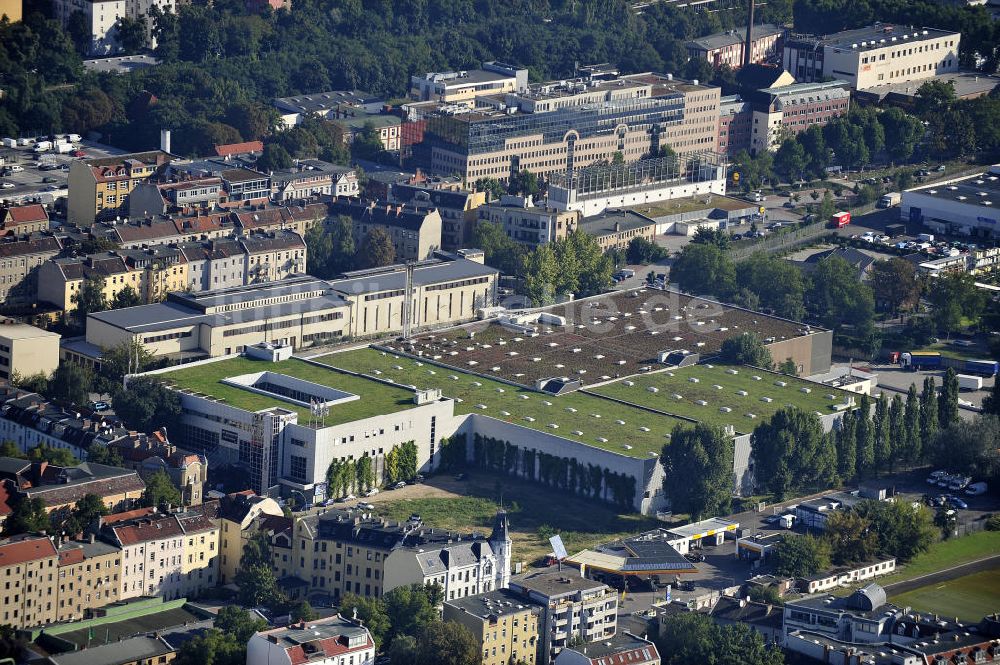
[325,440,418,499]
[305,216,398,279]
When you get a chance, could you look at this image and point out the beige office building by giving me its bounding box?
[0,322,60,380]
[410,62,528,106]
[477,196,580,249]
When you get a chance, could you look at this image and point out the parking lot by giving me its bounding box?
[1,139,123,205]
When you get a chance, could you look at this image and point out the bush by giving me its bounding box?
[986,514,1000,531]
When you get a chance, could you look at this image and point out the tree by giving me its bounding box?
[87,443,123,467]
[774,138,807,182]
[914,79,956,118]
[473,220,524,276]
[870,258,920,316]
[778,358,798,376]
[356,456,374,492]
[872,393,890,474]
[926,273,988,335]
[9,497,50,534]
[805,256,874,333]
[110,286,142,310]
[920,377,939,450]
[507,170,539,197]
[927,415,1000,477]
[339,594,391,649]
[880,107,925,161]
[660,424,734,520]
[413,621,480,665]
[175,607,267,665]
[719,332,773,369]
[825,510,877,565]
[852,499,935,563]
[655,613,718,665]
[474,177,506,201]
[983,379,1000,416]
[96,338,156,394]
[359,227,395,269]
[256,142,293,172]
[626,236,669,264]
[670,243,735,298]
[0,441,19,458]
[142,469,182,509]
[751,408,836,499]
[236,532,283,607]
[387,634,418,665]
[519,244,559,306]
[72,276,108,325]
[771,534,830,578]
[938,367,960,426]
[116,15,148,53]
[904,383,922,462]
[835,410,857,481]
[26,443,79,466]
[691,226,730,250]
[887,394,905,472]
[384,583,440,645]
[855,394,875,476]
[288,601,317,623]
[736,253,805,320]
[48,363,92,408]
[112,377,182,434]
[62,493,109,535]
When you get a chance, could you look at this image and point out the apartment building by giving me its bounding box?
[168,160,270,207]
[555,633,660,665]
[509,571,618,662]
[577,210,658,252]
[421,71,719,183]
[443,589,542,665]
[247,615,375,665]
[55,536,121,623]
[1,203,49,235]
[0,389,120,459]
[331,114,403,152]
[67,151,172,224]
[240,231,307,284]
[270,160,360,201]
[281,509,499,603]
[784,25,960,90]
[110,432,208,506]
[175,509,220,598]
[128,178,225,218]
[718,80,851,155]
[0,535,59,628]
[218,490,283,584]
[686,24,785,69]
[0,459,146,517]
[0,234,62,308]
[330,197,442,261]
[0,322,60,379]
[233,202,327,236]
[477,196,580,249]
[410,62,529,106]
[389,179,487,251]
[51,0,175,55]
[94,211,236,248]
[38,251,152,314]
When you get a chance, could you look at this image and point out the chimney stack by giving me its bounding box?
[744,0,755,68]
[160,129,171,154]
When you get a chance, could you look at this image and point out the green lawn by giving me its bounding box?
[877,531,1000,586]
[374,472,660,564]
[317,348,691,459]
[158,356,418,425]
[911,341,990,362]
[590,364,850,433]
[891,568,1000,623]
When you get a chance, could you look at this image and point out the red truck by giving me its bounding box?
[830,211,851,228]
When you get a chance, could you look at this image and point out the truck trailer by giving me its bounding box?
[830,211,852,228]
[956,374,983,391]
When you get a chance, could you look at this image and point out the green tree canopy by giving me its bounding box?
[141,469,182,510]
[359,226,396,269]
[771,534,831,577]
[719,332,774,369]
[670,243,735,298]
[112,377,182,434]
[660,423,734,520]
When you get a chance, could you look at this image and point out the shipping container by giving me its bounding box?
[907,351,942,369]
[956,374,983,391]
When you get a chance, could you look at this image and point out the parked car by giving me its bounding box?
[454,472,468,481]
[684,552,706,563]
[948,497,968,509]
[90,400,111,412]
[0,182,14,190]
[364,487,379,497]
[936,165,947,172]
[927,470,948,484]
[357,502,375,510]
[948,476,972,491]
[408,513,421,522]
[390,481,406,490]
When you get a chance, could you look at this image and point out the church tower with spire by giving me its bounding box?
[489,507,512,589]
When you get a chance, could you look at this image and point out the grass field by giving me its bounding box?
[590,363,849,433]
[374,472,660,564]
[159,356,418,425]
[318,348,690,458]
[891,568,1000,623]
[876,531,1000,586]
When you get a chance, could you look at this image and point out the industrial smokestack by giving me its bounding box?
[160,129,171,154]
[744,0,755,68]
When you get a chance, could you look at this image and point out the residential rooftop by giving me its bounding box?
[512,570,609,597]
[687,24,784,51]
[445,588,542,619]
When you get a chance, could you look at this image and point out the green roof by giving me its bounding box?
[590,363,850,433]
[316,348,690,459]
[158,356,419,425]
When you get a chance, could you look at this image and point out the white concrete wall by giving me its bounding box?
[549,178,727,217]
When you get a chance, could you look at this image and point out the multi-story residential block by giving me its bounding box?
[554,633,661,665]
[686,24,785,69]
[217,490,283,584]
[0,534,59,628]
[0,388,115,459]
[274,90,386,128]
[94,211,237,248]
[269,160,359,201]
[0,459,145,517]
[51,0,175,55]
[247,615,376,665]
[390,178,487,251]
[784,25,960,90]
[175,509,219,597]
[240,231,308,284]
[410,62,529,106]
[0,234,62,308]
[444,589,541,665]
[330,197,442,261]
[420,71,719,183]
[55,536,121,623]
[1,203,49,235]
[67,151,172,224]
[0,0,21,22]
[168,159,270,207]
[508,571,618,662]
[38,252,139,314]
[280,509,499,604]
[718,80,852,155]
[128,178,226,218]
[577,210,659,253]
[477,196,580,249]
[331,115,402,152]
[0,322,60,380]
[232,202,327,236]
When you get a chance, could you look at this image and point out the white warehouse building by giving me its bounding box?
[900,165,1000,239]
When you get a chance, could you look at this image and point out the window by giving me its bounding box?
[289,456,308,482]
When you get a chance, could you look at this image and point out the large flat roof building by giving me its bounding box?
[900,165,1000,238]
[410,62,529,107]
[784,24,960,90]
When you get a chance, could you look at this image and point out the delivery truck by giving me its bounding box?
[878,192,901,208]
[54,143,74,154]
[33,141,52,153]
[904,351,942,370]
[956,374,983,391]
[830,211,851,228]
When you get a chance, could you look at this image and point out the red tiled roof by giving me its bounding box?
[25,471,145,508]
[0,481,13,517]
[58,548,85,567]
[286,635,373,665]
[112,515,183,546]
[172,212,232,235]
[5,204,48,224]
[0,536,57,566]
[101,506,156,525]
[214,141,264,157]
